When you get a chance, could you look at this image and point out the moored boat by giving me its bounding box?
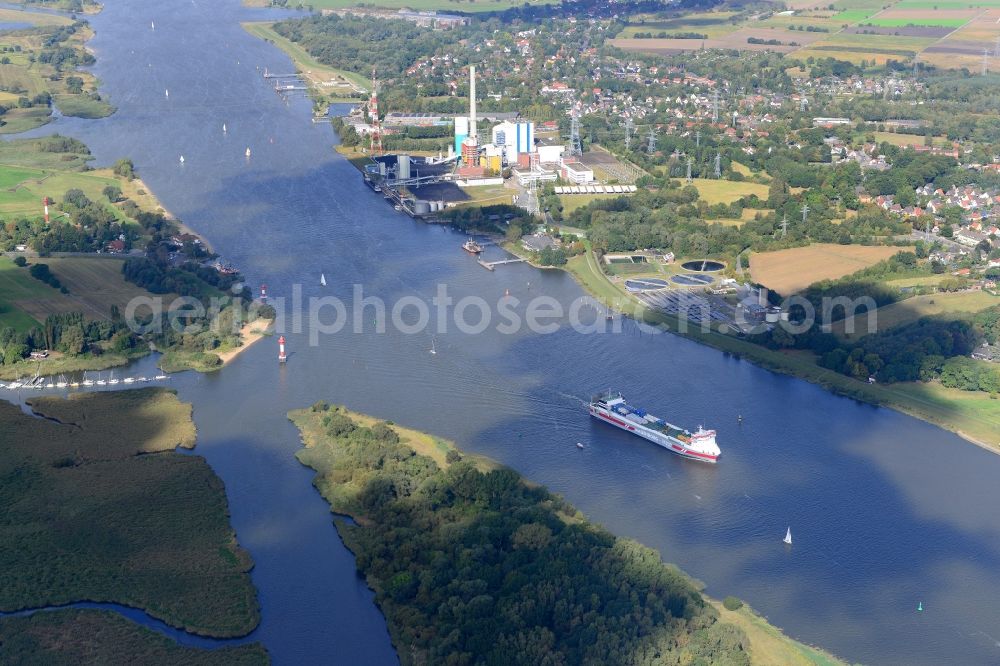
[462,239,483,254]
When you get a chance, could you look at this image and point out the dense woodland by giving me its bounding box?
[294,405,751,666]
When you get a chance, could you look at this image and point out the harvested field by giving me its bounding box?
[3,257,179,325]
[749,243,908,294]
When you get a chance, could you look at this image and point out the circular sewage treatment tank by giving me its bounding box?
[624,277,670,292]
[681,260,725,272]
[671,274,714,286]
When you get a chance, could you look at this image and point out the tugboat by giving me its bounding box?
[462,239,483,254]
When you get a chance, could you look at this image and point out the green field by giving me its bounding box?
[689,178,770,205]
[0,162,124,220]
[558,192,624,215]
[836,290,1000,337]
[0,137,92,170]
[0,389,260,638]
[873,131,937,147]
[0,256,60,331]
[866,16,972,27]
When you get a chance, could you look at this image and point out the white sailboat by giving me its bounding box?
[165,88,169,98]
[151,20,155,30]
[223,122,227,134]
[783,527,792,545]
[245,147,251,158]
[320,273,327,286]
[429,337,437,355]
[179,155,185,164]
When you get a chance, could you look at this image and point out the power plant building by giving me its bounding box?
[491,121,534,161]
[454,116,469,156]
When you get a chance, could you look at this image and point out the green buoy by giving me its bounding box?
[917,601,923,612]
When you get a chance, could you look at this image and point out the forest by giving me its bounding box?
[292,405,752,666]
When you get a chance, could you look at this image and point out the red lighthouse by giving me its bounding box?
[42,197,50,224]
[278,335,287,363]
[260,284,268,301]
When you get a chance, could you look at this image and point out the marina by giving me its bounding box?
[1,373,170,392]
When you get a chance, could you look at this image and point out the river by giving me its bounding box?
[7,0,1000,663]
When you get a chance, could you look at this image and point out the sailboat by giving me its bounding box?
[245,147,251,158]
[783,527,792,545]
[151,20,155,30]
[179,155,185,164]
[223,123,227,134]
[320,273,327,287]
[576,442,584,449]
[165,88,169,98]
[429,337,437,355]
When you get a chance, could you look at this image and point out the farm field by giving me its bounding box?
[834,289,999,337]
[921,8,1000,68]
[749,243,908,294]
[0,257,176,330]
[688,178,769,205]
[619,0,1000,69]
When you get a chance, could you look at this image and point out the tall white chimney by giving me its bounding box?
[469,64,477,139]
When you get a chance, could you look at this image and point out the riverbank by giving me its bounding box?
[289,403,846,666]
[0,388,264,659]
[241,21,367,107]
[499,238,1000,451]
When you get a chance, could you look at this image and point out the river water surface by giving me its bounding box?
[8,1,1000,663]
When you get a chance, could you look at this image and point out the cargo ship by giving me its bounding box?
[462,239,483,254]
[589,391,720,463]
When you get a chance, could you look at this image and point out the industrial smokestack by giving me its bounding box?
[469,64,477,139]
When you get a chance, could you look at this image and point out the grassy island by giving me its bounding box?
[0,388,266,661]
[289,403,842,666]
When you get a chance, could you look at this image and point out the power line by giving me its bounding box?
[714,153,721,179]
[646,127,657,155]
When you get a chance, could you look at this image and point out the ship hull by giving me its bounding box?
[589,405,719,463]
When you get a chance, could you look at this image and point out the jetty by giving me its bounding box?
[477,258,526,271]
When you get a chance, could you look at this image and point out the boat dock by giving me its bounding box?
[477,258,527,271]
